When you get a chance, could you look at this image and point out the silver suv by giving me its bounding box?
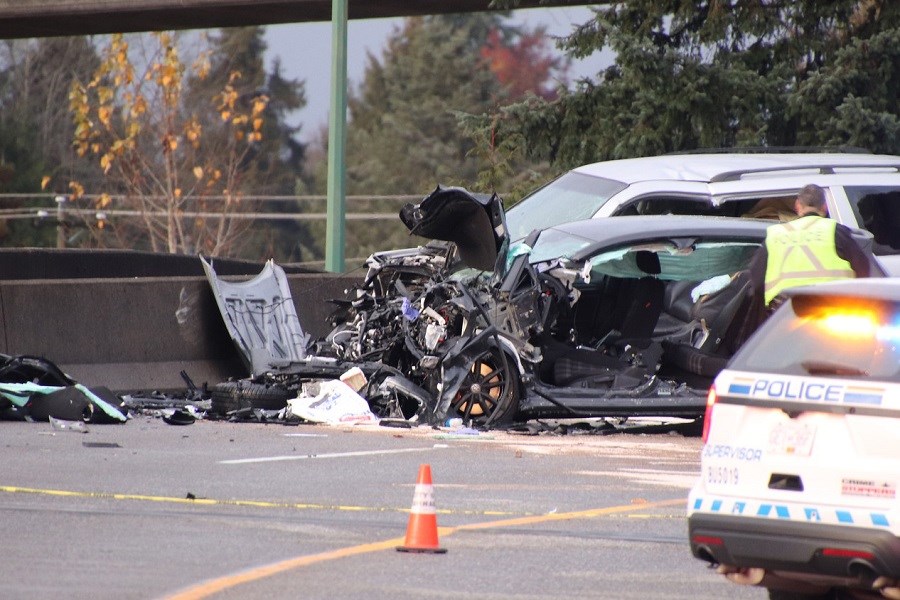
[506,151,900,274]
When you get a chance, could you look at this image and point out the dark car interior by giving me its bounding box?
[850,188,900,255]
[612,195,797,219]
[534,242,760,393]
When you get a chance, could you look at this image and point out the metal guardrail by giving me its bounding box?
[0,193,420,221]
[0,192,427,263]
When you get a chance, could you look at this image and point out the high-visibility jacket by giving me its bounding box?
[764,216,855,305]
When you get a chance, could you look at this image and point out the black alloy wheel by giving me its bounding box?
[450,348,519,427]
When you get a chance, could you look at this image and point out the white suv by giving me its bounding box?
[505,151,900,274]
[687,279,900,600]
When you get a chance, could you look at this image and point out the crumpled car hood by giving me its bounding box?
[201,256,310,376]
[399,185,507,272]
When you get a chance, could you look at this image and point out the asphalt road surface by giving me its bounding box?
[0,416,766,599]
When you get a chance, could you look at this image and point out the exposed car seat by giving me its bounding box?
[692,270,752,352]
[660,270,752,383]
[570,253,664,347]
[570,279,628,346]
[654,280,700,336]
[552,251,664,386]
[614,251,665,346]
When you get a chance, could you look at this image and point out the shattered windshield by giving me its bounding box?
[588,242,759,281]
[505,172,627,242]
[525,231,760,279]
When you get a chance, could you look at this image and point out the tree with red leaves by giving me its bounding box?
[480,26,567,102]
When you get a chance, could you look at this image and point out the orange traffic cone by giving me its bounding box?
[397,464,447,553]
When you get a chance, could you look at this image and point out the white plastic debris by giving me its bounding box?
[691,274,732,302]
[338,367,368,392]
[287,380,378,425]
[49,416,88,433]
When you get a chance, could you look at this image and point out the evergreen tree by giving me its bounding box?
[482,0,899,169]
[792,24,899,153]
[345,15,506,196]
[206,27,310,261]
[308,13,564,261]
[186,27,306,194]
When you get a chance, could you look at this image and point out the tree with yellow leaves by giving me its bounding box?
[68,32,271,255]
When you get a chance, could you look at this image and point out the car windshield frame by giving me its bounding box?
[523,227,596,264]
[505,171,628,242]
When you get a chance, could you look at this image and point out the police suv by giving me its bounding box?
[688,279,900,600]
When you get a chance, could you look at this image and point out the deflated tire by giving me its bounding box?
[210,381,293,415]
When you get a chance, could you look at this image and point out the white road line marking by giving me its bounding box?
[575,469,699,489]
[614,468,699,475]
[219,447,437,465]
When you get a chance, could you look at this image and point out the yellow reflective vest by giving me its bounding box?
[764,216,855,305]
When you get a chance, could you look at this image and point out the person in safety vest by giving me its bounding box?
[748,183,870,314]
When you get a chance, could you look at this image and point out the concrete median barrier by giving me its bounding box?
[0,249,362,392]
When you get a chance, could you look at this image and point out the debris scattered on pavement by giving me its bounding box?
[286,380,379,425]
[162,408,196,426]
[433,427,495,441]
[0,354,128,424]
[123,371,211,418]
[503,417,702,436]
[49,416,88,433]
[379,419,413,429]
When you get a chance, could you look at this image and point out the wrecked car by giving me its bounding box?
[203,186,877,428]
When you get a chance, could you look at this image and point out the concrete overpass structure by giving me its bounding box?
[0,0,593,39]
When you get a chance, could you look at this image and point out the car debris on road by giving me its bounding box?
[1,183,880,437]
[205,185,847,431]
[0,354,127,424]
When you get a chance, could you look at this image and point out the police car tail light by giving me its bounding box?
[691,535,723,547]
[821,547,875,560]
[702,385,717,442]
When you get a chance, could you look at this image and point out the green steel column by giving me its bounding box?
[325,0,348,273]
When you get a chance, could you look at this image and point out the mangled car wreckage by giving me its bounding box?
[204,186,829,428]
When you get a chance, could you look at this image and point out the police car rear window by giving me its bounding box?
[729,295,900,380]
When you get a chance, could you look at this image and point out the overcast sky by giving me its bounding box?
[263,6,606,141]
